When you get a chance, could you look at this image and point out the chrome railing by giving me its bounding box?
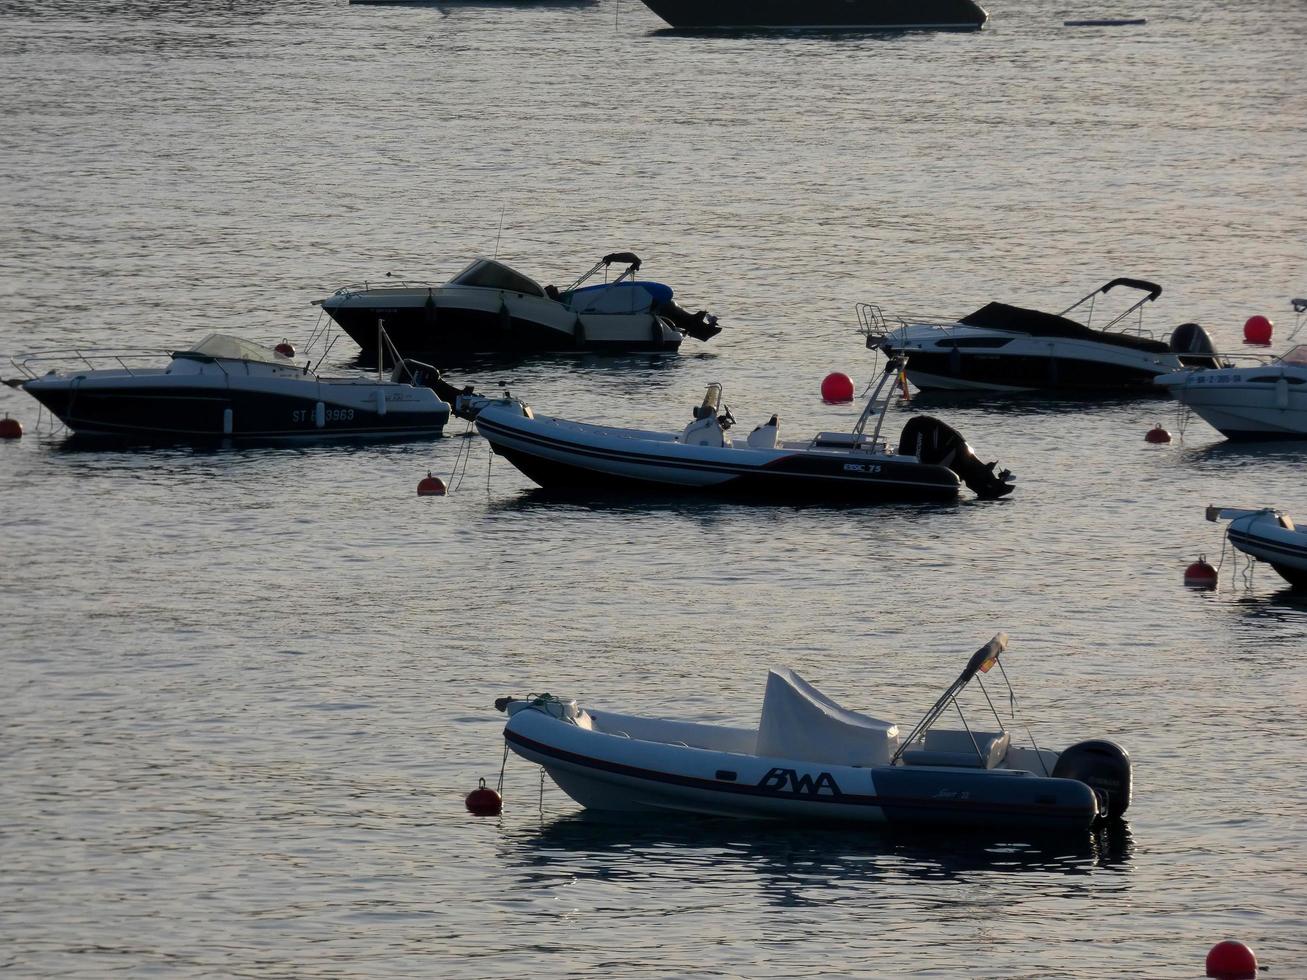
[315,278,436,301]
[856,303,966,342]
[9,347,173,380]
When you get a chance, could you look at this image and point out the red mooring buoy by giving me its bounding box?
[0,414,22,439]
[821,372,855,403]
[1206,940,1257,979]
[1145,424,1172,444]
[465,778,502,816]
[274,340,296,358]
[417,472,447,496]
[1184,556,1218,589]
[1243,315,1273,345]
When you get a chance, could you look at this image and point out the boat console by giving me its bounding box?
[681,383,734,447]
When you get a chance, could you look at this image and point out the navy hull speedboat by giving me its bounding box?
[473,359,1015,502]
[862,278,1220,394]
[638,0,987,31]
[10,334,451,442]
[496,634,1131,832]
[316,252,721,361]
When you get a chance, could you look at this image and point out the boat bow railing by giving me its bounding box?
[313,278,436,303]
[856,303,971,347]
[8,347,176,381]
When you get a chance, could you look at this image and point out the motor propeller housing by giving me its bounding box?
[1052,739,1132,820]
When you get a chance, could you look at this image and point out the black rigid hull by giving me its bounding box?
[327,304,680,362]
[638,0,987,30]
[24,385,447,441]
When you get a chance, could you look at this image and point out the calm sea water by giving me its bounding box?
[2,0,1305,976]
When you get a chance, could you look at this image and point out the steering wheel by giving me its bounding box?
[718,406,736,430]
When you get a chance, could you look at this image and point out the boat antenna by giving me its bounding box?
[493,206,506,260]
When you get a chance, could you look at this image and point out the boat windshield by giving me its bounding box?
[183,334,287,364]
[1279,345,1307,367]
[446,259,543,297]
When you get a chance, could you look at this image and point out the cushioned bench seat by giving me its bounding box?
[900,729,1010,769]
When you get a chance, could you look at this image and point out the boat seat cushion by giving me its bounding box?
[901,729,1010,769]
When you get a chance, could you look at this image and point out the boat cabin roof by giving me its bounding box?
[446,259,544,297]
[960,301,1170,353]
[179,334,290,365]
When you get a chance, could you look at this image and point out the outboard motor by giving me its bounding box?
[1170,322,1219,369]
[657,299,722,342]
[897,415,1015,499]
[1052,739,1132,820]
[396,359,482,420]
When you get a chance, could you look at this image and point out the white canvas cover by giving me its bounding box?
[755,668,899,767]
[186,334,286,365]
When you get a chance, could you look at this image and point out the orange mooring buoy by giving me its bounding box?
[465,778,502,816]
[1184,556,1218,589]
[1145,424,1172,444]
[0,414,22,439]
[417,472,447,496]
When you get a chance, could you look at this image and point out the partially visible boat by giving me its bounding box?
[473,358,1016,501]
[637,0,987,31]
[1207,505,1307,590]
[863,278,1220,394]
[316,252,721,361]
[495,633,1132,831]
[9,333,451,442]
[1156,345,1307,440]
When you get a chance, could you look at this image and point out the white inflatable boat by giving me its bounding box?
[496,635,1131,832]
[473,359,1016,502]
[1207,505,1307,590]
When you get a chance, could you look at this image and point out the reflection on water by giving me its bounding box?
[494,484,972,515]
[502,811,1134,908]
[1179,436,1307,470]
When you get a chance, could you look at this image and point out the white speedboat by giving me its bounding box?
[472,360,1015,501]
[1156,345,1307,440]
[496,634,1132,831]
[9,333,451,442]
[316,252,720,361]
[1207,505,1307,590]
[862,278,1220,393]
